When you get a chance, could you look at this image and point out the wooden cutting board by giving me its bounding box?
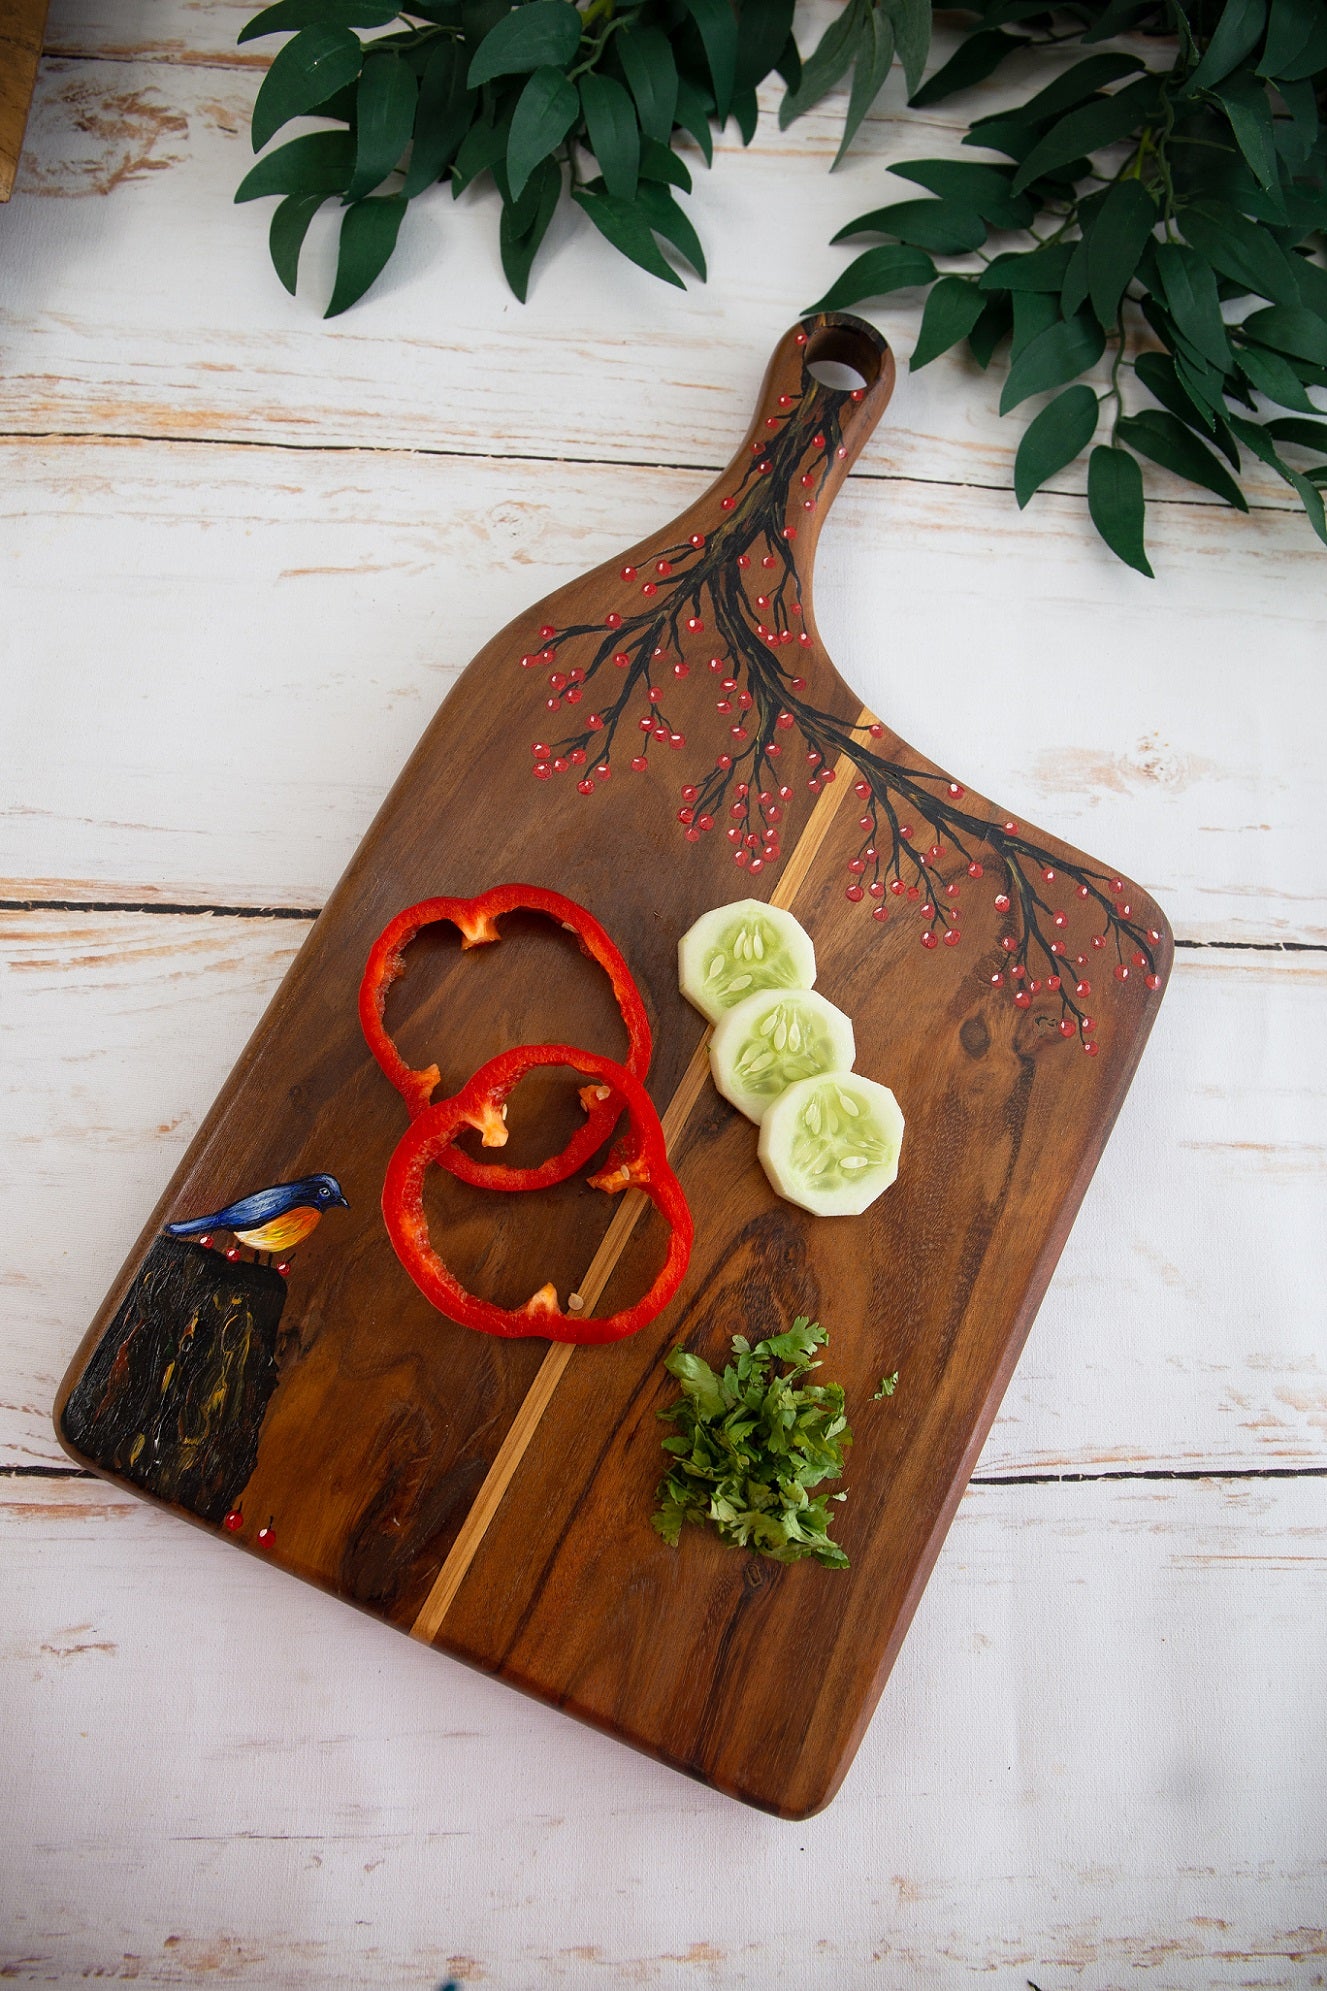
[55,313,1171,1818]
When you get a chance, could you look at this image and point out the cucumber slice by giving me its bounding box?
[758,1073,905,1218]
[677,899,816,1024]
[709,988,856,1125]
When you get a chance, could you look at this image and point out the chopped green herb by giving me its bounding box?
[872,1370,898,1399]
[652,1316,852,1569]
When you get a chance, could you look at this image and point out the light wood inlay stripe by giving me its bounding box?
[410,715,870,1642]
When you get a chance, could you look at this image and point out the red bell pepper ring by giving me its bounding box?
[382,1044,692,1344]
[359,884,653,1193]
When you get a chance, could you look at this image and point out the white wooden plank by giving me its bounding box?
[3,439,1322,938]
[2,1471,1323,1986]
[3,914,1323,1476]
[0,50,1314,523]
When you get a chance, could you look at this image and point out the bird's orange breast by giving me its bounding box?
[233,1207,322,1252]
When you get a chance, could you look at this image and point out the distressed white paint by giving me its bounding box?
[1,0,1325,1976]
[2,441,1322,937]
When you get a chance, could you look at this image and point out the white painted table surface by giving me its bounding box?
[1,3,1324,1983]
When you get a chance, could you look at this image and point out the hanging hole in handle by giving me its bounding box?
[803,322,883,394]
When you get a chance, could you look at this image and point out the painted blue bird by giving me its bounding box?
[165,1173,348,1257]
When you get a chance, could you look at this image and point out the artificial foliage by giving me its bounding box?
[235,0,1327,571]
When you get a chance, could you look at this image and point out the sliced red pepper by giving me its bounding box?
[359,884,653,1192]
[382,1044,692,1345]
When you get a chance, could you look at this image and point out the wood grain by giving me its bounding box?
[0,0,48,199]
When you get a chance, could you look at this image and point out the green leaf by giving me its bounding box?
[618,24,679,145]
[401,39,473,198]
[834,9,895,167]
[572,186,685,287]
[967,294,1012,369]
[1258,0,1319,73]
[910,275,987,370]
[450,110,509,194]
[1010,288,1059,361]
[730,84,758,144]
[1016,50,1145,124]
[1011,77,1161,196]
[1237,340,1322,412]
[979,242,1075,293]
[1227,411,1327,543]
[634,178,705,280]
[1086,178,1156,326]
[578,72,638,202]
[735,0,795,94]
[268,190,324,293]
[345,50,416,201]
[909,28,1026,109]
[1154,242,1232,370]
[638,135,690,191]
[1264,417,1327,451]
[236,128,354,201]
[672,75,713,164]
[1000,311,1106,414]
[251,24,363,152]
[807,243,936,313]
[325,191,406,314]
[499,152,559,299]
[1135,350,1241,464]
[1087,444,1153,575]
[1242,304,1327,369]
[886,156,1033,227]
[1188,0,1268,93]
[778,0,861,125]
[466,0,580,85]
[1081,0,1153,43]
[833,196,985,255]
[1278,9,1327,79]
[1117,409,1249,509]
[685,0,737,123]
[1179,202,1302,305]
[239,0,396,44]
[506,63,576,199]
[883,0,930,99]
[1213,73,1277,188]
[1014,383,1099,505]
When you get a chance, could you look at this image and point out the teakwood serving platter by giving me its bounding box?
[56,313,1171,1818]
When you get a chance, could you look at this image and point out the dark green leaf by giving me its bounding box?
[401,40,473,198]
[685,0,737,122]
[1258,0,1318,73]
[833,196,985,255]
[1180,202,1302,305]
[1117,409,1249,508]
[909,28,1026,109]
[466,0,580,85]
[1227,411,1327,542]
[834,9,895,167]
[1154,241,1232,370]
[506,63,576,199]
[962,110,1041,162]
[345,50,416,200]
[806,243,936,313]
[735,0,795,93]
[1014,383,1099,505]
[886,156,1033,227]
[1213,73,1277,188]
[1278,9,1327,78]
[239,0,396,43]
[1062,231,1091,318]
[499,153,559,299]
[778,0,861,125]
[1188,0,1268,93]
[967,294,1012,369]
[635,178,705,279]
[730,84,758,143]
[450,110,509,193]
[638,135,690,191]
[909,274,987,369]
[251,24,362,152]
[1276,77,1318,168]
[1011,288,1059,360]
[1265,416,1327,451]
[1016,50,1145,124]
[1135,350,1241,464]
[1081,0,1153,43]
[979,242,1075,293]
[325,191,406,314]
[1085,178,1156,326]
[618,25,679,145]
[1087,444,1153,575]
[579,72,639,201]
[572,186,685,286]
[883,0,931,99]
[1242,304,1327,368]
[1292,254,1327,319]
[1011,77,1161,196]
[1237,340,1321,412]
[268,190,324,293]
[1000,311,1106,413]
[236,128,354,200]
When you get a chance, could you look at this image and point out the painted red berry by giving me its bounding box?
[920,931,938,950]
[943,929,961,947]
[225,1245,241,1262]
[605,612,623,630]
[968,862,983,879]
[1059,1018,1076,1038]
[223,1509,244,1534]
[1145,972,1161,991]
[631,755,647,772]
[1115,964,1129,982]
[846,885,864,903]
[1014,990,1031,1008]
[994,893,1011,912]
[256,1520,276,1550]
